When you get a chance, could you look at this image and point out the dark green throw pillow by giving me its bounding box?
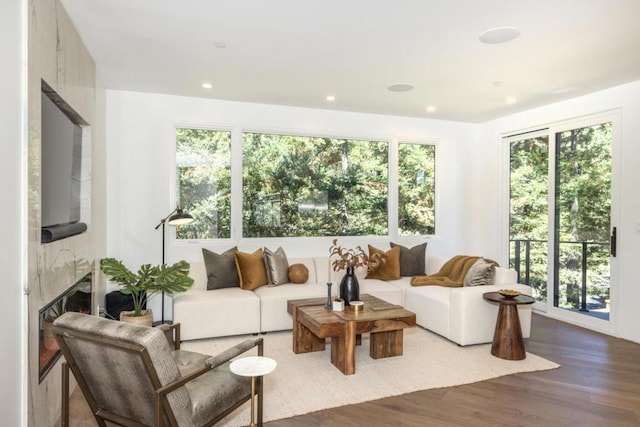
[202,247,240,290]
[390,242,427,276]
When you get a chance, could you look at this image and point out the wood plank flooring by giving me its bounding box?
[62,313,640,426]
[267,314,640,427]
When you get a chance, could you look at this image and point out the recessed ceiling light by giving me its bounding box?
[479,26,520,44]
[387,83,414,92]
[202,82,213,89]
[213,42,226,49]
[426,106,436,113]
[326,95,336,102]
[505,96,517,105]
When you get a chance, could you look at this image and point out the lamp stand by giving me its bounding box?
[160,221,167,324]
[154,206,194,326]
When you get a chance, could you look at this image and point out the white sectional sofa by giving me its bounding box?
[173,255,532,346]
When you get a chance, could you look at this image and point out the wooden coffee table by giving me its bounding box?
[287,294,416,375]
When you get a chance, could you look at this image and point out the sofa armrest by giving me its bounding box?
[494,266,517,285]
[448,283,533,346]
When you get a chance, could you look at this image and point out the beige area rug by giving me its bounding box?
[181,327,559,426]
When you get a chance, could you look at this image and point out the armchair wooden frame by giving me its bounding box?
[54,321,265,427]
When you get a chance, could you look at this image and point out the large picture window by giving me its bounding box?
[398,143,436,235]
[242,133,388,237]
[175,128,231,239]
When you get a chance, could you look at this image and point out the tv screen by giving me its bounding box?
[41,86,87,242]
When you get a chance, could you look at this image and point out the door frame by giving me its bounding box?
[502,110,621,337]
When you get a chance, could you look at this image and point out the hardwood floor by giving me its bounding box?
[267,314,640,427]
[64,313,640,426]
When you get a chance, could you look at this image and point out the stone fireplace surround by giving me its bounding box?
[27,1,97,425]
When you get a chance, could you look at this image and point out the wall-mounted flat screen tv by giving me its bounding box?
[40,82,89,243]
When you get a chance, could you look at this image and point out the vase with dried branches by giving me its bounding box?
[329,239,385,305]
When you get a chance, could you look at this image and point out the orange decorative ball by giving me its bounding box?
[288,263,309,284]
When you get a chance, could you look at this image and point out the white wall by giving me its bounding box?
[0,0,27,425]
[105,90,477,318]
[478,80,640,344]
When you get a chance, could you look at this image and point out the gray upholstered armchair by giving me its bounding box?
[53,312,264,426]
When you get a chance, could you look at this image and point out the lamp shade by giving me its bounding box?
[167,209,193,226]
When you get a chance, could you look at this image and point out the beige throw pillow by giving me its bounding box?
[463,258,496,286]
[263,247,290,286]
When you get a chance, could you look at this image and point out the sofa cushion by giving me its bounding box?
[366,245,401,280]
[202,247,240,290]
[263,247,290,285]
[235,248,268,290]
[390,242,427,276]
[463,258,496,286]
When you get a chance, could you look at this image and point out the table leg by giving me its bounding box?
[491,304,527,360]
[292,310,325,353]
[331,320,356,375]
[249,376,256,427]
[370,329,403,359]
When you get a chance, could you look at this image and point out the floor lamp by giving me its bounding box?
[154,206,194,324]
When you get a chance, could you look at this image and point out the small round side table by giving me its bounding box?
[483,292,535,360]
[230,356,277,427]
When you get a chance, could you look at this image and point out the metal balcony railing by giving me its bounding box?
[510,238,609,313]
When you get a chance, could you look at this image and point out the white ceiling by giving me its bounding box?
[61,0,640,123]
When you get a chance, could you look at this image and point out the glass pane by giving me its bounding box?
[398,143,435,235]
[509,135,549,302]
[175,128,232,239]
[554,123,611,320]
[242,133,388,237]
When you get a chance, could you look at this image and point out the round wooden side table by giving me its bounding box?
[230,356,277,427]
[482,292,535,360]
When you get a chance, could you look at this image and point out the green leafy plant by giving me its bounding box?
[100,258,194,317]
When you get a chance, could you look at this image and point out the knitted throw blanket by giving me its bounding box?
[410,255,496,288]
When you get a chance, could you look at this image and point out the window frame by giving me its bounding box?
[171,124,439,243]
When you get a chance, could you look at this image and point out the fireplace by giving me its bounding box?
[38,272,93,383]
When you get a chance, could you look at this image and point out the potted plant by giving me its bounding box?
[100,258,194,326]
[329,239,385,305]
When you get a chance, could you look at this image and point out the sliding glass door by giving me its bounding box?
[507,113,619,333]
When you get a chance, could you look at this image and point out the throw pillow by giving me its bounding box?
[390,242,427,276]
[366,245,401,280]
[288,263,309,284]
[234,248,268,290]
[463,258,496,287]
[263,247,290,286]
[202,247,240,290]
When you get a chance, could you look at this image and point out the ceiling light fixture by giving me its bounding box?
[426,106,436,113]
[326,95,336,102]
[505,96,517,105]
[202,82,213,89]
[387,83,414,92]
[479,26,520,44]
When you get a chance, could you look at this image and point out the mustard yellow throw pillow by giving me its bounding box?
[234,248,268,290]
[366,245,401,280]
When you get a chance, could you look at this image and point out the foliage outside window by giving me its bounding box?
[509,122,612,309]
[175,128,231,239]
[398,143,436,235]
[555,123,611,309]
[509,134,549,301]
[242,132,388,237]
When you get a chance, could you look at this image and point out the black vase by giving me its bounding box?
[340,266,360,305]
